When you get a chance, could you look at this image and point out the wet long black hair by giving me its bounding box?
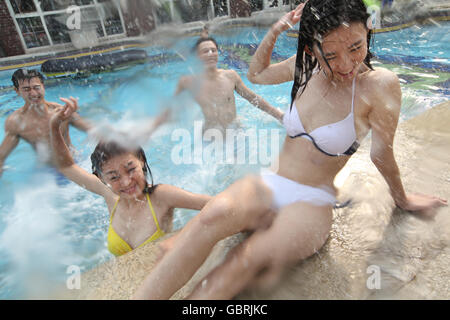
[290,0,374,110]
[90,142,157,194]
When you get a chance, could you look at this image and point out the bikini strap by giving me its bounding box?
[351,76,356,113]
[110,197,120,222]
[146,193,162,231]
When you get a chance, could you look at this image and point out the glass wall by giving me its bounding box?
[152,0,296,26]
[43,13,71,45]
[266,0,292,8]
[97,0,124,35]
[214,0,229,17]
[249,0,263,13]
[40,0,95,11]
[250,0,296,12]
[9,0,37,14]
[154,1,173,25]
[173,0,209,23]
[16,16,51,48]
[154,0,231,26]
[6,0,125,50]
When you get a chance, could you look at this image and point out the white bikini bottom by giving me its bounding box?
[260,170,336,210]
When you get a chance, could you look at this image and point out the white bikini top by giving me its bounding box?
[283,76,359,157]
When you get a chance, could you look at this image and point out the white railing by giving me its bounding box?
[5,0,126,52]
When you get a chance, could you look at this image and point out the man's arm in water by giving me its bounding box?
[174,76,191,96]
[232,70,284,122]
[69,111,92,132]
[51,102,91,132]
[0,115,20,177]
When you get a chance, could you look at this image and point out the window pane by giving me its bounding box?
[40,0,65,11]
[17,17,50,48]
[80,7,105,37]
[0,44,6,58]
[214,0,229,17]
[154,1,172,24]
[249,0,263,12]
[268,0,290,7]
[40,0,94,12]
[173,0,209,23]
[10,0,37,14]
[97,0,124,35]
[76,0,94,5]
[44,14,71,44]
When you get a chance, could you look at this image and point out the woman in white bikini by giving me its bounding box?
[134,0,447,299]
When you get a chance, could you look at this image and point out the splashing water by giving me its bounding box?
[0,19,448,298]
[0,172,72,298]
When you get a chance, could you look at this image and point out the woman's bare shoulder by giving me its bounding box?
[152,183,196,200]
[362,67,402,115]
[149,184,180,211]
[151,184,174,200]
[362,67,400,99]
[365,67,399,85]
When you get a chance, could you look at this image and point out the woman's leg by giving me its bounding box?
[133,176,274,299]
[187,201,333,299]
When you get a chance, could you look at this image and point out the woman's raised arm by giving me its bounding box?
[50,97,114,202]
[247,3,305,85]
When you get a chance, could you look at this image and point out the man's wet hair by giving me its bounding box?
[193,37,219,53]
[12,68,45,89]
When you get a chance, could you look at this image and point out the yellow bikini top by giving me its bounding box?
[107,193,165,256]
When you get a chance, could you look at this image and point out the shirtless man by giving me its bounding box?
[175,37,284,131]
[0,69,91,177]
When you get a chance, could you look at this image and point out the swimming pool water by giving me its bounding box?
[0,22,448,298]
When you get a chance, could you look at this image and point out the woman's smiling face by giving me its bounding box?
[101,152,147,199]
[313,22,369,82]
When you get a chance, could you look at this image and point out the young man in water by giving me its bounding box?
[0,69,91,177]
[175,37,283,131]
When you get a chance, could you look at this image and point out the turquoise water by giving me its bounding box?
[0,23,448,298]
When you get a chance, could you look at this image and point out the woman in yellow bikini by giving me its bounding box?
[50,97,211,256]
